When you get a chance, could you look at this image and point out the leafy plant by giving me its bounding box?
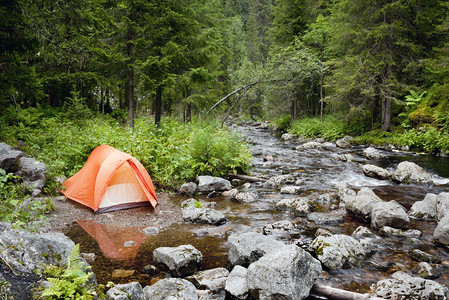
[39,245,96,300]
[193,201,203,208]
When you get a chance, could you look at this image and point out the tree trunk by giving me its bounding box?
[127,67,134,128]
[320,73,324,124]
[185,103,191,123]
[381,97,392,131]
[154,85,162,124]
[291,98,297,120]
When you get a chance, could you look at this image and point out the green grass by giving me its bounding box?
[0,106,252,189]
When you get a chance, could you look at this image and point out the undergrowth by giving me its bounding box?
[0,106,252,189]
[0,168,53,231]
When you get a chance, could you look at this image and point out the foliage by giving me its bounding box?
[0,168,53,231]
[288,116,348,140]
[39,245,96,300]
[0,107,252,188]
[271,114,291,131]
[354,127,449,154]
[189,123,252,177]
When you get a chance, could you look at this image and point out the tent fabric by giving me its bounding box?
[62,145,158,213]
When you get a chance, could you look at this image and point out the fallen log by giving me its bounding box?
[311,283,384,300]
[228,173,267,182]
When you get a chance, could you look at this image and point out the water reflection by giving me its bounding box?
[76,220,146,260]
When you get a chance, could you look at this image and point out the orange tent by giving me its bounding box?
[62,145,158,213]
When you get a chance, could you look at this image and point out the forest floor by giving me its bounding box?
[42,192,183,233]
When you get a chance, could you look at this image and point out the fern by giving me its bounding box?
[39,244,96,300]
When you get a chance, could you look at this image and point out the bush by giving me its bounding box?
[271,114,291,131]
[0,169,53,231]
[1,107,252,188]
[288,116,348,140]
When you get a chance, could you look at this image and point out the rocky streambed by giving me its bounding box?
[1,124,449,299]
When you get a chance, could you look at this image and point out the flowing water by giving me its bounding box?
[65,124,449,296]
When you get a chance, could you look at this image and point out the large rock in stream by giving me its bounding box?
[392,161,433,185]
[106,282,145,300]
[225,266,249,300]
[227,232,285,267]
[181,199,227,225]
[344,187,383,223]
[246,244,322,300]
[409,192,449,221]
[143,278,199,300]
[197,176,231,192]
[362,164,393,180]
[371,200,410,230]
[371,275,448,299]
[434,214,449,246]
[311,234,368,270]
[0,222,75,274]
[153,245,202,276]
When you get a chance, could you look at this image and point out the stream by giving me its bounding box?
[65,124,449,297]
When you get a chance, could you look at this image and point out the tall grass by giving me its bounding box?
[0,106,252,189]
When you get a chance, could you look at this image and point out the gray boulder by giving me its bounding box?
[371,200,410,230]
[296,141,323,151]
[275,198,310,216]
[410,262,441,279]
[392,161,433,185]
[409,193,439,220]
[311,234,368,270]
[336,138,350,149]
[106,282,145,300]
[433,214,449,246]
[246,244,322,300]
[153,245,202,276]
[227,232,285,267]
[263,220,298,235]
[263,174,295,189]
[362,164,393,180]
[0,143,24,171]
[189,268,229,293]
[0,222,75,274]
[352,226,376,239]
[371,276,448,300]
[179,182,197,196]
[409,249,441,264]
[379,226,422,239]
[143,278,198,300]
[17,156,47,196]
[363,147,385,159]
[345,187,383,223]
[197,176,231,192]
[280,185,302,194]
[335,153,354,162]
[436,192,449,220]
[281,133,294,141]
[182,206,227,225]
[225,266,248,300]
[307,209,346,225]
[142,226,160,235]
[233,192,257,203]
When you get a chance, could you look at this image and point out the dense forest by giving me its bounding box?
[1,0,449,187]
[2,0,448,129]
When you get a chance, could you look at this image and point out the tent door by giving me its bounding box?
[99,162,148,210]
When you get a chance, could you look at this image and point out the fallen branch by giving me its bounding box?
[228,173,267,182]
[311,283,384,300]
[205,81,263,116]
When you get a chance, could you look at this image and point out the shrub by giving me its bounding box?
[1,107,252,188]
[271,114,291,131]
[288,116,347,140]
